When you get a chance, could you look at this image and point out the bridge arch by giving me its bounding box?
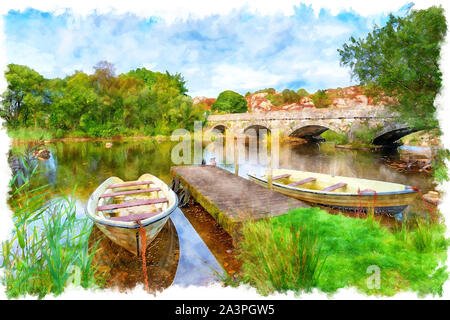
[241,121,272,137]
[373,123,417,145]
[288,121,344,140]
[205,123,230,135]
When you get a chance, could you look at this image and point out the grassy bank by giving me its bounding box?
[6,127,156,141]
[1,158,104,298]
[235,207,448,297]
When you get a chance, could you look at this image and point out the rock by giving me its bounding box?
[105,142,113,148]
[32,148,51,160]
[423,191,441,205]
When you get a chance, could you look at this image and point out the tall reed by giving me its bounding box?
[238,216,325,295]
[1,156,103,298]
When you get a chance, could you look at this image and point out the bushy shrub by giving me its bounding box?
[211,90,248,113]
[310,90,332,108]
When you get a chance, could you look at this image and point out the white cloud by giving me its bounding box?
[2,1,444,97]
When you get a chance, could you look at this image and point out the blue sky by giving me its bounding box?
[3,3,410,97]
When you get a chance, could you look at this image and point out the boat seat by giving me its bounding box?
[108,211,162,222]
[107,180,153,189]
[97,198,168,211]
[287,177,316,187]
[100,187,161,198]
[321,182,347,192]
[272,174,291,181]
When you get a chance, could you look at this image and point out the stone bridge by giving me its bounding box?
[206,106,415,145]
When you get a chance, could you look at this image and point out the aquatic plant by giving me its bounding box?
[236,207,448,297]
[1,157,103,298]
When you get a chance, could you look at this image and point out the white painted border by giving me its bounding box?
[0,0,449,300]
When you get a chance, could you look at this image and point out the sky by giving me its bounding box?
[0,2,422,98]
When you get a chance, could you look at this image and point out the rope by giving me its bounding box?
[137,220,150,293]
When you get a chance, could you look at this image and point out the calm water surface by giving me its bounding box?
[11,138,435,288]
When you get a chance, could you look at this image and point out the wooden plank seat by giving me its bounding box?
[99,187,161,198]
[97,198,168,211]
[108,211,162,222]
[321,182,347,192]
[287,177,316,187]
[107,180,153,189]
[272,174,291,181]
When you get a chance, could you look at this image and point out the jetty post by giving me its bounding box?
[234,134,239,176]
[267,131,273,189]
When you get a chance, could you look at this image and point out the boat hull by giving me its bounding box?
[248,172,418,215]
[94,215,171,255]
[85,173,178,255]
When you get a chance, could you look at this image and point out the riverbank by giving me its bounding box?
[234,207,448,297]
[7,127,170,144]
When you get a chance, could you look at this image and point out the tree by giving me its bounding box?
[296,88,309,98]
[211,90,247,113]
[310,90,331,108]
[338,5,447,130]
[0,64,45,127]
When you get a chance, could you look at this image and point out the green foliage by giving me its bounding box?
[253,88,276,95]
[338,5,447,130]
[267,89,302,107]
[1,62,204,138]
[211,90,247,113]
[351,127,378,147]
[433,148,450,183]
[310,90,332,108]
[321,130,348,145]
[1,158,103,298]
[7,128,55,141]
[296,88,309,97]
[236,207,448,296]
[238,213,325,295]
[0,64,45,128]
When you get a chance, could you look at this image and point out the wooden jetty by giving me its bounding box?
[170,165,308,241]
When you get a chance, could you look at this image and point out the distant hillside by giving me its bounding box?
[194,86,395,113]
[192,96,216,109]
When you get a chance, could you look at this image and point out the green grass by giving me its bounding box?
[1,156,104,298]
[236,207,448,297]
[7,128,56,141]
[321,130,348,145]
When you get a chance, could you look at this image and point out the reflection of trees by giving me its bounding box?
[13,138,434,203]
[30,140,177,200]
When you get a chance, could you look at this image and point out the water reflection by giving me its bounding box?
[16,138,434,212]
[11,138,435,287]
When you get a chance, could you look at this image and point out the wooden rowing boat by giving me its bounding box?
[248,169,418,215]
[85,173,178,255]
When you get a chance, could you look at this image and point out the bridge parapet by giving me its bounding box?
[207,106,394,122]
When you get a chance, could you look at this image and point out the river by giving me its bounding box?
[10,138,435,290]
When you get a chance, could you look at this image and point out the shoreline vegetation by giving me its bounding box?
[2,158,104,298]
[231,208,448,297]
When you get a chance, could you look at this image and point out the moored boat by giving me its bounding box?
[85,173,178,255]
[248,169,418,215]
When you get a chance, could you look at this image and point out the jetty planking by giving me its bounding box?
[170,165,308,241]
